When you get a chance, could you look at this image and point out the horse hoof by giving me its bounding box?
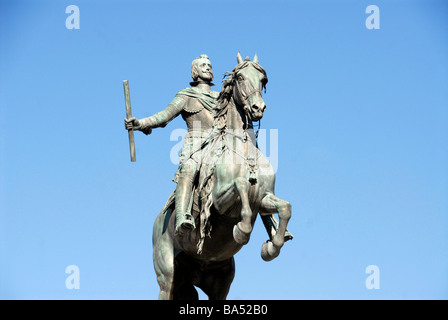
[261,241,280,262]
[233,225,250,245]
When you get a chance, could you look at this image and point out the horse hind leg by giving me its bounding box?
[172,253,200,300]
[153,211,175,299]
[233,177,254,245]
[198,258,235,300]
[259,193,292,261]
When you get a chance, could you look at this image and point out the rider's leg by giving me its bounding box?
[175,159,199,236]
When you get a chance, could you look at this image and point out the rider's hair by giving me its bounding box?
[191,54,211,81]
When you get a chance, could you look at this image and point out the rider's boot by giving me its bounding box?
[175,164,197,236]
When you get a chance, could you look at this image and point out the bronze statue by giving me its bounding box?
[124,53,292,299]
[125,54,219,236]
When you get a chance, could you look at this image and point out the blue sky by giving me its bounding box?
[1,0,447,299]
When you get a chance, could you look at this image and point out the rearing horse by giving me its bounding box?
[152,53,292,300]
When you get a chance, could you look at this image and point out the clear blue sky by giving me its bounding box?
[1,0,447,299]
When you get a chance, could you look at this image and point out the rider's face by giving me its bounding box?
[195,59,213,81]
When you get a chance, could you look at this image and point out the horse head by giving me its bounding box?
[216,52,268,123]
[228,52,268,122]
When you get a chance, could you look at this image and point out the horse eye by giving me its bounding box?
[237,75,244,81]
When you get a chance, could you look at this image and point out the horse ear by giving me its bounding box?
[237,51,243,64]
[253,53,259,64]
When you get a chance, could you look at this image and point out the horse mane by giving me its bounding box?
[214,61,268,129]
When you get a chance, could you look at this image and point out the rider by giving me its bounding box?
[125,54,219,236]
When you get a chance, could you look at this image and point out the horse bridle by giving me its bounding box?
[241,88,263,102]
[234,78,263,117]
[232,76,264,140]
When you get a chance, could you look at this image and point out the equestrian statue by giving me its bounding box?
[124,52,293,300]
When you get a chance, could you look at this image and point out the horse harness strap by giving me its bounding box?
[242,88,262,101]
[223,129,261,184]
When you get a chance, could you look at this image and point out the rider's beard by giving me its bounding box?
[201,72,213,81]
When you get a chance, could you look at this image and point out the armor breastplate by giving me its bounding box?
[183,107,215,129]
[184,98,204,114]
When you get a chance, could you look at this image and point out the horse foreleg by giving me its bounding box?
[233,177,253,245]
[260,214,294,242]
[259,193,292,261]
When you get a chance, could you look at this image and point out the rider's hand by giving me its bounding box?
[124,117,152,135]
[124,117,140,130]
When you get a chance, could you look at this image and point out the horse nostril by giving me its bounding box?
[252,103,266,113]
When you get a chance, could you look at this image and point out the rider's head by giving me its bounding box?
[191,54,213,82]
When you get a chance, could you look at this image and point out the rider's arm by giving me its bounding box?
[139,95,186,130]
